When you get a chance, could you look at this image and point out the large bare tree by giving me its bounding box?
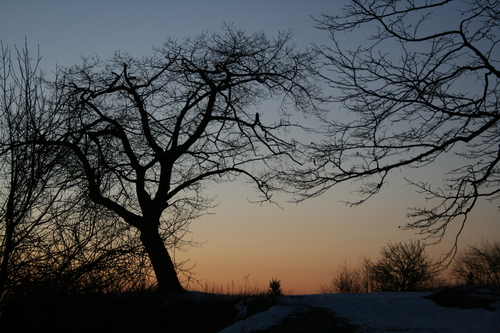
[295,0,499,247]
[38,26,322,293]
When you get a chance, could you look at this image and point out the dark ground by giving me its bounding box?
[2,286,495,332]
[0,292,240,333]
[0,291,360,333]
[425,285,500,311]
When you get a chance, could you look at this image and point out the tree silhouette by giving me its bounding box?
[293,0,499,246]
[0,42,67,299]
[0,43,155,301]
[452,239,500,285]
[34,26,322,293]
[320,258,374,294]
[371,240,438,292]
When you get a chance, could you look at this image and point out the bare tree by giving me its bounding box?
[452,239,500,285]
[0,42,67,300]
[0,43,158,302]
[320,256,376,294]
[320,260,363,293]
[357,256,375,293]
[294,0,499,247]
[35,26,322,293]
[371,240,439,292]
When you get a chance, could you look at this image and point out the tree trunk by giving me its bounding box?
[139,224,185,294]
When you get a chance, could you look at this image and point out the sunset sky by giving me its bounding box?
[2,0,498,294]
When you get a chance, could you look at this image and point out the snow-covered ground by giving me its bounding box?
[220,290,500,332]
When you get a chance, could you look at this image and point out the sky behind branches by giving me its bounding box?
[1,0,498,294]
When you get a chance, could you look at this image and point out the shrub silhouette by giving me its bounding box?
[370,240,438,292]
[321,258,374,293]
[268,278,282,297]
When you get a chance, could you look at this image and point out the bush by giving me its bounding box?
[370,240,439,292]
[320,257,374,293]
[320,261,359,293]
[321,241,439,294]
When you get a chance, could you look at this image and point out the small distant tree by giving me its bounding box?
[371,240,439,292]
[320,257,374,294]
[358,256,375,293]
[268,278,282,297]
[334,261,362,293]
[321,261,361,293]
[452,239,500,285]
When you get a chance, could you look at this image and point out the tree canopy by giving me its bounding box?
[292,0,499,246]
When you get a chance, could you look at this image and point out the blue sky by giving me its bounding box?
[1,1,333,69]
[2,0,498,294]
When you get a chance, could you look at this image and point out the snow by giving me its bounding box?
[219,291,500,332]
[219,304,297,333]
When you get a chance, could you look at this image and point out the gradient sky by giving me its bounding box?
[2,0,498,294]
